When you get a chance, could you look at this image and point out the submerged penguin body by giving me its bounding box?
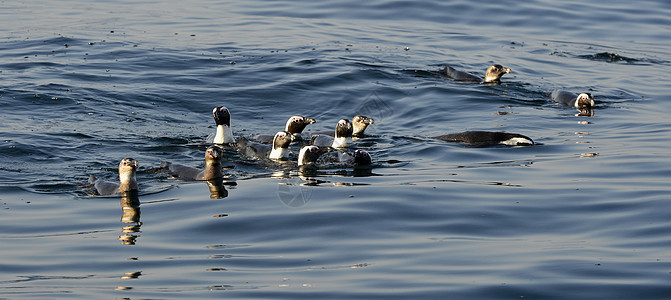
[433,131,534,146]
[161,146,224,181]
[89,158,139,196]
[551,90,595,108]
[443,64,512,84]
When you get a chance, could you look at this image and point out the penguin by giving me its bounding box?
[443,64,512,84]
[89,158,139,196]
[433,131,534,146]
[285,115,316,139]
[237,131,294,160]
[352,115,375,137]
[311,119,353,148]
[551,90,595,108]
[211,106,235,144]
[298,145,329,167]
[161,145,224,180]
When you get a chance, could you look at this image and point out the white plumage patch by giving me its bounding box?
[214,124,235,144]
[331,136,352,148]
[269,147,289,160]
[500,137,534,146]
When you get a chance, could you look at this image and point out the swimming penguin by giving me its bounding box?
[443,64,512,84]
[311,119,354,148]
[252,115,316,143]
[298,145,329,167]
[551,90,595,108]
[211,106,235,144]
[89,158,139,196]
[286,115,316,138]
[237,131,294,160]
[352,115,375,137]
[161,145,224,180]
[433,131,534,146]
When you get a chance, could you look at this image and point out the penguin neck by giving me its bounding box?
[352,124,365,136]
[297,152,307,166]
[332,136,352,148]
[214,124,235,144]
[202,160,223,180]
[573,99,581,108]
[118,171,138,192]
[298,155,312,167]
[269,147,290,160]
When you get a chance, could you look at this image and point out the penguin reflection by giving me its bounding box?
[119,190,141,245]
[206,177,228,199]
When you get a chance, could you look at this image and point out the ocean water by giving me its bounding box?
[1,0,671,298]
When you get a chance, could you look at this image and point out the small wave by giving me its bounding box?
[577,52,669,65]
[578,52,639,63]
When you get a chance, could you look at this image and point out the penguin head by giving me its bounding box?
[285,115,316,134]
[575,93,595,108]
[484,64,512,83]
[352,115,374,136]
[205,145,223,162]
[212,106,231,126]
[272,131,294,150]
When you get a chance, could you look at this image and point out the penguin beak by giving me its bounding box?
[504,67,512,74]
[304,117,316,124]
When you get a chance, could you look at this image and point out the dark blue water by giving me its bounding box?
[2,0,671,298]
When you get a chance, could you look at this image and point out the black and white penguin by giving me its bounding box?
[298,145,329,167]
[89,158,139,196]
[211,106,235,144]
[161,145,224,180]
[551,90,595,108]
[237,131,294,160]
[311,119,354,148]
[286,115,316,138]
[443,64,512,84]
[433,131,534,146]
[269,131,294,159]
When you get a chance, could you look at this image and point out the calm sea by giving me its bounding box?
[1,0,671,298]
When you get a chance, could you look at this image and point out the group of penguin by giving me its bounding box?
[89,63,595,196]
